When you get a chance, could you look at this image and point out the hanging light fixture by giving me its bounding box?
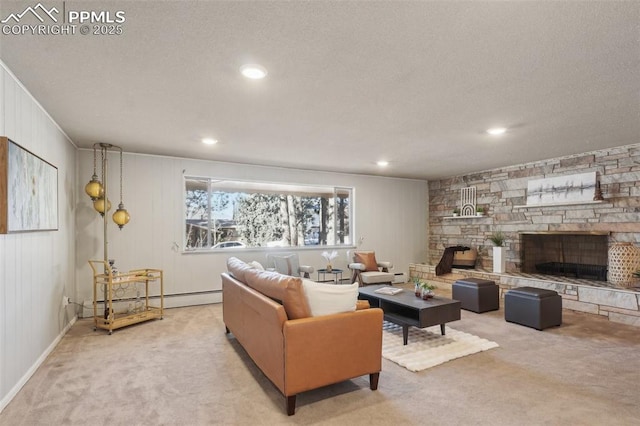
[85,143,131,228]
[84,145,103,200]
[93,197,112,215]
[112,149,130,229]
[92,148,111,216]
[85,143,131,320]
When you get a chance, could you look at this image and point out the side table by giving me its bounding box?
[88,260,164,334]
[317,268,344,284]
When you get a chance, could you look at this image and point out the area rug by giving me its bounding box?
[382,321,499,372]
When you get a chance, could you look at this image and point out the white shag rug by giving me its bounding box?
[382,321,499,372]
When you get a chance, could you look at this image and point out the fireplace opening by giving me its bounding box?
[520,232,609,281]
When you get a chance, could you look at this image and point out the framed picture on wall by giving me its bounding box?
[0,136,58,233]
[526,171,596,206]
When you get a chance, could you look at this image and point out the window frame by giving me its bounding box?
[183,176,355,253]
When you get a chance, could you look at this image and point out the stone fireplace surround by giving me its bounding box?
[426,143,640,327]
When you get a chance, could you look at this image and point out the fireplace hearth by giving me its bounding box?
[520,232,609,281]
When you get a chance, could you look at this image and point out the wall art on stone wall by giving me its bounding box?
[0,137,58,233]
[459,186,477,216]
[526,172,596,206]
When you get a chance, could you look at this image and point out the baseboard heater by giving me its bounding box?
[82,290,222,318]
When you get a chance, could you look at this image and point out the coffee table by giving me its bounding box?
[358,285,461,345]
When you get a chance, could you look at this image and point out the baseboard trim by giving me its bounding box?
[0,316,77,414]
[81,290,222,318]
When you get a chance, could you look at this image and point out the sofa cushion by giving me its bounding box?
[243,268,311,320]
[227,257,255,283]
[354,252,379,272]
[361,271,394,284]
[356,300,371,310]
[301,280,359,317]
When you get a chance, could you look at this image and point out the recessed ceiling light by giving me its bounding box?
[377,160,389,167]
[487,127,507,135]
[202,138,218,145]
[240,64,267,79]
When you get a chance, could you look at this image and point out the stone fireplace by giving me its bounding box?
[520,232,609,281]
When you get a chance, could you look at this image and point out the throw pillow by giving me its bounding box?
[301,279,358,317]
[227,257,254,283]
[272,254,300,276]
[354,252,379,272]
[244,269,311,319]
[249,260,264,270]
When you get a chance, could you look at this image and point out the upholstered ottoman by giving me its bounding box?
[452,278,499,313]
[504,287,562,330]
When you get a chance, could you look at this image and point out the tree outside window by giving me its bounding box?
[184,178,352,250]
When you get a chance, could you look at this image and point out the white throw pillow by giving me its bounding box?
[301,279,358,317]
[272,254,300,276]
[249,260,265,270]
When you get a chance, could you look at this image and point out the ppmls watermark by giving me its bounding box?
[1,2,126,36]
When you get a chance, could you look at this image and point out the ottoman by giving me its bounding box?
[504,287,562,330]
[452,278,499,313]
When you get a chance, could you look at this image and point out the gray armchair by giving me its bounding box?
[347,250,394,286]
[266,253,314,278]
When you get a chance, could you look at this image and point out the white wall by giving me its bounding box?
[76,151,430,306]
[0,64,77,410]
[0,59,429,411]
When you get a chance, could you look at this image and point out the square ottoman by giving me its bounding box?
[452,278,499,313]
[504,287,562,330]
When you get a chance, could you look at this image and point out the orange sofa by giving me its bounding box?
[222,257,383,415]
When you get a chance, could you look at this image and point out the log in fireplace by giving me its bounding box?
[520,232,609,281]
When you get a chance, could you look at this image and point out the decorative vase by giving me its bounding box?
[326,264,332,272]
[421,288,434,299]
[493,246,506,273]
[415,284,422,297]
[608,243,640,286]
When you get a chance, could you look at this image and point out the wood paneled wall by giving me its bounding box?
[0,60,430,411]
[0,64,77,411]
[75,152,430,305]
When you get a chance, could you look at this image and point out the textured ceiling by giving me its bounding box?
[1,1,639,180]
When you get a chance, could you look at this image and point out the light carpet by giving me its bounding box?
[382,321,499,372]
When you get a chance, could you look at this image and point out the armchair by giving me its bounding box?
[265,253,314,278]
[347,250,394,286]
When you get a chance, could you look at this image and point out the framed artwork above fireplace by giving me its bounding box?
[525,172,596,206]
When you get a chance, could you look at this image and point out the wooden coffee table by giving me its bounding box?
[358,285,461,345]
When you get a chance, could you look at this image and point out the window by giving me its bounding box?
[184,177,352,251]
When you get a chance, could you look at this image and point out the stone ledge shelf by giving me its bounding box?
[443,215,488,220]
[513,200,606,208]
